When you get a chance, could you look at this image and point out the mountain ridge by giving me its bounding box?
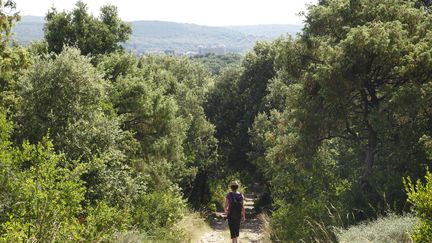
[13,16,302,53]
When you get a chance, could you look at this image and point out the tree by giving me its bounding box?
[0,111,86,242]
[0,0,19,48]
[0,0,31,113]
[192,53,243,75]
[17,47,145,207]
[206,41,277,175]
[298,0,432,197]
[44,1,131,55]
[18,47,114,159]
[248,0,432,241]
[139,56,219,203]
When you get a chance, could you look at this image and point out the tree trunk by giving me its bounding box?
[360,123,377,186]
[188,170,209,209]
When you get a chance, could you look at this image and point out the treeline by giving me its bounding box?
[2,0,432,242]
[207,0,432,241]
[0,0,223,241]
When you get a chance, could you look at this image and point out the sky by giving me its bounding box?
[13,0,317,26]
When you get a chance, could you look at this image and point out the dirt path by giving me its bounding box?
[199,194,265,243]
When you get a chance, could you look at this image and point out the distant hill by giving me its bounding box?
[13,16,45,45]
[126,21,259,53]
[12,16,302,53]
[225,24,303,39]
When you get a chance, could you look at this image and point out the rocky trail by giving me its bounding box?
[199,191,266,243]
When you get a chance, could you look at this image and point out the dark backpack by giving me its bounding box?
[229,193,242,217]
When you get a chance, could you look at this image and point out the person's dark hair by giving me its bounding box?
[230,184,239,191]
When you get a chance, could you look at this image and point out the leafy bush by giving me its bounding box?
[405,170,432,242]
[18,47,117,162]
[132,190,187,233]
[0,113,86,242]
[270,200,337,242]
[335,214,416,243]
[79,202,131,242]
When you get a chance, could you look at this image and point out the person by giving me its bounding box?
[224,181,246,243]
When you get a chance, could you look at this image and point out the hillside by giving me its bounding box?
[12,16,302,53]
[125,20,259,53]
[225,24,302,38]
[12,16,45,45]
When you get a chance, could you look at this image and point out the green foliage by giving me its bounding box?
[335,214,416,243]
[17,47,145,210]
[132,190,186,232]
[99,54,219,206]
[0,111,86,242]
[206,41,277,174]
[271,201,335,242]
[208,173,245,210]
[0,106,194,241]
[2,3,219,240]
[44,1,131,55]
[245,0,432,241]
[79,202,131,242]
[96,51,139,81]
[0,0,19,47]
[113,73,190,189]
[0,1,31,113]
[192,53,243,75]
[405,170,432,242]
[18,47,115,161]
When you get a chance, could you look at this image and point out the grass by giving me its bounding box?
[174,212,212,242]
[114,212,210,242]
[259,213,273,243]
[335,213,417,243]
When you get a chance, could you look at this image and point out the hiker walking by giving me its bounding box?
[224,181,246,243]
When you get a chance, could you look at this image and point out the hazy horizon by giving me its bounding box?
[14,0,317,26]
[19,15,305,27]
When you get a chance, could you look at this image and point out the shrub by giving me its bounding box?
[0,137,86,242]
[270,200,334,242]
[335,214,416,243]
[405,170,432,242]
[79,201,131,242]
[132,190,186,233]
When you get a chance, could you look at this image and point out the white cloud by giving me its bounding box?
[14,0,317,26]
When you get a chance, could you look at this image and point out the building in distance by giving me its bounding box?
[198,44,226,55]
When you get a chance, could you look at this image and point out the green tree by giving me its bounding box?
[248,0,432,241]
[17,47,144,207]
[0,0,19,47]
[0,0,31,113]
[139,56,219,204]
[192,53,243,75]
[18,47,115,160]
[98,54,219,205]
[113,73,190,189]
[206,42,277,176]
[297,0,432,203]
[44,1,131,55]
[0,111,86,242]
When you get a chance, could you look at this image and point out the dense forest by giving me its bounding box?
[1,0,432,242]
